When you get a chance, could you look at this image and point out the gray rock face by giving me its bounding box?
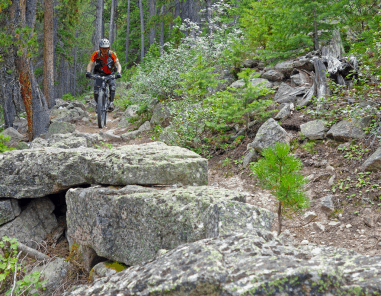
[361,147,381,172]
[30,133,102,149]
[300,120,329,140]
[0,198,57,247]
[274,103,291,120]
[31,258,71,296]
[66,185,273,266]
[64,230,381,296]
[274,60,294,75]
[0,142,208,199]
[118,105,139,127]
[274,83,307,104]
[0,199,21,225]
[51,102,89,123]
[2,127,25,142]
[89,262,120,282]
[261,70,284,82]
[327,116,371,141]
[151,103,171,125]
[230,78,272,90]
[319,195,335,213]
[248,118,290,152]
[46,121,76,138]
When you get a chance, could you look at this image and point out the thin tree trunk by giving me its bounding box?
[149,0,156,45]
[313,9,319,50]
[174,0,180,19]
[95,0,104,49]
[160,4,164,54]
[109,0,116,45]
[206,0,212,36]
[43,0,55,108]
[11,0,50,140]
[139,0,145,62]
[125,0,131,64]
[277,202,282,236]
[73,30,78,96]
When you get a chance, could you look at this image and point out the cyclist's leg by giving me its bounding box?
[94,78,102,111]
[108,79,116,111]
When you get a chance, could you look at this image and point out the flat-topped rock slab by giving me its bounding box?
[66,185,274,266]
[0,142,208,199]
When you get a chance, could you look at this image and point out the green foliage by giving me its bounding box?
[94,141,113,149]
[251,142,309,235]
[104,261,128,272]
[0,237,45,295]
[62,93,76,101]
[205,70,274,131]
[175,55,219,101]
[0,134,15,153]
[302,140,317,154]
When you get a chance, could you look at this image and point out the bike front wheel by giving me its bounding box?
[97,90,107,128]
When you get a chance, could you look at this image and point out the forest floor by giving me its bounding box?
[71,107,381,257]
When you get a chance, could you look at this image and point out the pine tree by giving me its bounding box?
[251,142,309,236]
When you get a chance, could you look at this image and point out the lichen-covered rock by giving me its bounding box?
[274,103,291,120]
[0,199,21,225]
[327,116,371,141]
[64,230,381,296]
[118,105,139,127]
[361,147,381,172]
[300,120,329,140]
[151,103,171,125]
[0,142,208,198]
[66,185,273,266]
[0,198,57,247]
[46,121,76,138]
[89,261,125,282]
[30,133,102,149]
[50,105,89,123]
[30,258,71,296]
[230,78,272,90]
[261,70,284,82]
[248,118,290,152]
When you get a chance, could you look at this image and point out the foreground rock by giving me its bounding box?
[0,142,208,199]
[66,186,273,266]
[0,199,21,225]
[30,132,102,149]
[64,230,381,296]
[0,198,57,247]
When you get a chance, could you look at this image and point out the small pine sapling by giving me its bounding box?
[251,142,309,236]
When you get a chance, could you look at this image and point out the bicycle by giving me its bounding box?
[90,74,118,128]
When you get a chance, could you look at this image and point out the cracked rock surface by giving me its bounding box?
[0,142,208,198]
[64,230,381,295]
[66,185,273,266]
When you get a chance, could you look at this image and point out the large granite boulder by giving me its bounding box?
[300,120,329,140]
[0,198,57,247]
[30,133,102,149]
[50,103,89,123]
[0,142,208,199]
[45,121,76,138]
[327,116,372,141]
[274,83,307,104]
[0,199,21,225]
[261,70,284,82]
[64,230,381,296]
[248,118,290,153]
[361,147,381,172]
[66,185,274,266]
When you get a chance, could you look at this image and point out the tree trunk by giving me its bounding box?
[313,8,319,51]
[160,4,164,54]
[10,0,50,140]
[108,0,116,45]
[125,0,131,65]
[139,0,145,62]
[149,0,156,45]
[72,30,78,96]
[43,0,55,108]
[174,0,180,19]
[95,0,104,49]
[206,0,212,36]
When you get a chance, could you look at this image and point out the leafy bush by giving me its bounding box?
[0,236,45,295]
[0,134,15,153]
[251,142,309,236]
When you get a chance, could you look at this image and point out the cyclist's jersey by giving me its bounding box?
[90,50,119,75]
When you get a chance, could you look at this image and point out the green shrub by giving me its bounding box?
[0,134,15,153]
[251,142,309,236]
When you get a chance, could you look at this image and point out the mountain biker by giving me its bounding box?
[86,38,122,111]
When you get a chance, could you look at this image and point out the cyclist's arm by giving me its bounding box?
[87,60,94,73]
[115,60,122,73]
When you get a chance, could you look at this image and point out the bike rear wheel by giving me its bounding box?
[97,90,107,128]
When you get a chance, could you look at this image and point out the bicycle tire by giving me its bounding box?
[97,89,106,128]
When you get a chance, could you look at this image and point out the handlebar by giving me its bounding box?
[90,74,118,81]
